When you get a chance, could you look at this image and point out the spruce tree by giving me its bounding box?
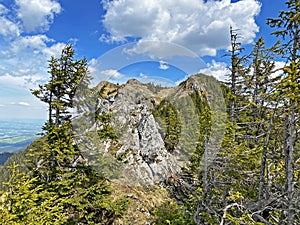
[27,44,128,224]
[267,1,300,223]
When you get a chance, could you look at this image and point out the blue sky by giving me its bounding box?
[0,0,287,119]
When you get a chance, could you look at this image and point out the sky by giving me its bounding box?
[0,0,287,119]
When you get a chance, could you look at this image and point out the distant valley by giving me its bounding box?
[0,119,44,165]
[0,136,36,153]
[0,152,13,166]
[0,119,44,151]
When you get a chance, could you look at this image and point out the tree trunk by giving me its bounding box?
[287,100,295,225]
[258,108,275,201]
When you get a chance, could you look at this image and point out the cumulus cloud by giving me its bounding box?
[88,58,126,84]
[101,0,261,56]
[0,1,65,82]
[0,4,20,38]
[199,60,230,81]
[0,17,20,38]
[123,40,199,60]
[0,35,65,81]
[15,0,61,32]
[10,35,53,54]
[101,69,125,78]
[159,61,169,70]
[9,35,65,59]
[0,1,63,119]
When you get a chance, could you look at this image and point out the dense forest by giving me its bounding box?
[0,0,299,224]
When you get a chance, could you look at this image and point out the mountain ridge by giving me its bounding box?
[73,73,223,186]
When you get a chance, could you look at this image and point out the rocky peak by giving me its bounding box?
[74,74,218,185]
[178,74,205,92]
[126,78,142,85]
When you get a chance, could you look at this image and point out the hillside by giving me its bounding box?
[0,152,13,166]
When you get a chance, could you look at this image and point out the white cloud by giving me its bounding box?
[0,74,45,88]
[139,72,148,78]
[159,61,169,70]
[15,0,61,32]
[18,101,30,106]
[0,4,9,15]
[101,69,124,78]
[9,34,65,59]
[9,101,33,107]
[89,57,126,83]
[198,60,229,81]
[0,17,20,38]
[88,58,98,73]
[42,42,66,58]
[0,2,65,83]
[198,60,286,82]
[0,4,20,38]
[272,61,285,78]
[123,40,199,59]
[138,72,175,87]
[0,1,62,119]
[0,35,65,80]
[10,35,52,54]
[102,0,261,56]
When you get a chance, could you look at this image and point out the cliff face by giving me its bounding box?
[73,74,224,185]
[115,80,184,184]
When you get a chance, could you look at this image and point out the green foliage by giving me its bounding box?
[144,82,167,94]
[183,90,212,177]
[151,200,196,225]
[0,148,30,190]
[0,163,129,225]
[24,113,128,224]
[96,113,117,140]
[280,61,300,101]
[161,3,300,223]
[0,163,68,225]
[31,44,91,127]
[154,99,181,152]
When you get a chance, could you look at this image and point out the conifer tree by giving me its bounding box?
[0,163,67,225]
[32,44,90,127]
[27,44,128,224]
[228,26,247,123]
[244,37,277,203]
[267,1,300,223]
